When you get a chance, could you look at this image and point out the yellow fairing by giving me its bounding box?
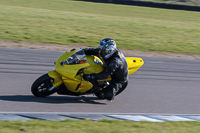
[55,52,90,79]
[62,75,93,93]
[48,70,63,87]
[126,57,144,75]
[83,56,104,74]
[52,51,101,93]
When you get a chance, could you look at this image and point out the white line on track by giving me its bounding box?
[1,112,200,115]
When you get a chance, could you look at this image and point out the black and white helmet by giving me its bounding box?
[99,38,117,59]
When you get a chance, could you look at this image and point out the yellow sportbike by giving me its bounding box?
[31,49,144,98]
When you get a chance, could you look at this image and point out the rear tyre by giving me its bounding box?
[94,91,105,99]
[116,81,128,95]
[95,81,128,98]
[31,74,56,97]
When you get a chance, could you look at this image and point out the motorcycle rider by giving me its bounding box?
[83,38,128,101]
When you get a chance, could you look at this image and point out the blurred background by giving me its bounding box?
[0,0,200,56]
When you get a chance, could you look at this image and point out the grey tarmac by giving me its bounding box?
[0,47,200,114]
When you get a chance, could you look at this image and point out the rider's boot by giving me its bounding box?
[104,86,119,101]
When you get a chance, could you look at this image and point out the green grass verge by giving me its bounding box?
[0,120,200,133]
[0,0,200,54]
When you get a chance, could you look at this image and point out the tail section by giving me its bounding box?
[126,57,144,75]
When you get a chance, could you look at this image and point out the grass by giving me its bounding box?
[0,119,200,133]
[0,0,200,54]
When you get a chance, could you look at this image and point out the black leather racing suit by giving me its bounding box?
[84,48,128,100]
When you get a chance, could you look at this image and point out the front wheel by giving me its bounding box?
[31,74,56,97]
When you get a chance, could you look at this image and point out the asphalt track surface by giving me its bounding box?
[0,47,200,114]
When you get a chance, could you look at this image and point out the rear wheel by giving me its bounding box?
[95,81,128,98]
[94,91,105,99]
[31,74,56,97]
[116,81,128,95]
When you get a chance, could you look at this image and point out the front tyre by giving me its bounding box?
[31,74,56,97]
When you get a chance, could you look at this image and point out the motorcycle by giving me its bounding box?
[31,49,144,98]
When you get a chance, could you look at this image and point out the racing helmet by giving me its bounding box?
[98,38,117,59]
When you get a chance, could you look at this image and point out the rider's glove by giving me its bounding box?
[83,74,95,82]
[70,48,76,51]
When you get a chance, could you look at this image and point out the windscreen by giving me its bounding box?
[65,49,86,65]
